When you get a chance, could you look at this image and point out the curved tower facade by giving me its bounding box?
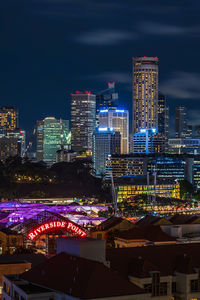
[132,56,158,133]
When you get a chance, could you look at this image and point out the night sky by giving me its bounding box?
[1,0,200,139]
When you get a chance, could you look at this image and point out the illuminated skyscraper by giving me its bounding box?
[92,128,120,176]
[99,109,129,154]
[36,117,69,163]
[132,56,158,133]
[0,106,18,131]
[71,91,96,153]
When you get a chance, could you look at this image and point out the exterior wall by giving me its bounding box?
[0,263,31,299]
[57,238,106,263]
[0,232,23,254]
[114,238,176,248]
[161,224,200,238]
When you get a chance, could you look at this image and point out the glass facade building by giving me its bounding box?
[175,106,187,138]
[99,109,129,154]
[71,92,96,153]
[133,129,165,154]
[92,128,120,176]
[36,117,69,163]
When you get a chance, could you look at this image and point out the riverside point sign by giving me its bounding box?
[27,221,87,240]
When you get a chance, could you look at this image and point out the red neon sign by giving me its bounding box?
[27,221,87,240]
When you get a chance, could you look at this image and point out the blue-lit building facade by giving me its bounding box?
[133,128,165,154]
[106,154,198,187]
[168,138,200,154]
[99,109,129,154]
[92,128,120,177]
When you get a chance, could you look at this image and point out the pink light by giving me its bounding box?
[155,56,158,59]
[76,91,80,94]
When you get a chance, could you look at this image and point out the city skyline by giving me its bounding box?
[0,0,200,134]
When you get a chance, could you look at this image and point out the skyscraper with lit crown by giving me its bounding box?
[132,56,159,133]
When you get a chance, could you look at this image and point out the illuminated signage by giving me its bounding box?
[27,220,87,240]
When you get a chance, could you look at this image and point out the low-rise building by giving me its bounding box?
[90,216,135,244]
[116,176,180,202]
[114,225,177,248]
[0,229,23,255]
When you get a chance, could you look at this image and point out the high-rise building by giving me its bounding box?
[36,120,44,162]
[158,92,169,138]
[99,109,129,154]
[0,106,18,131]
[133,129,165,154]
[0,135,21,161]
[96,82,118,126]
[175,106,187,138]
[132,56,159,133]
[71,91,96,153]
[92,128,120,176]
[36,117,69,163]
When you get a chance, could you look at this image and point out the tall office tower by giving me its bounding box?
[132,56,159,133]
[36,120,44,161]
[158,92,169,138]
[96,82,118,125]
[99,109,129,154]
[0,106,18,131]
[36,117,69,163]
[92,128,121,176]
[71,91,96,153]
[175,106,187,138]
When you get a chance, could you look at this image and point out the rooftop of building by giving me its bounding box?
[115,225,176,242]
[0,254,47,267]
[169,214,200,225]
[137,215,172,226]
[4,275,53,294]
[137,214,200,226]
[15,283,53,294]
[21,252,144,299]
[107,243,200,278]
[95,216,127,231]
[111,153,199,159]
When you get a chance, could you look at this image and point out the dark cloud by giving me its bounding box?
[90,72,131,84]
[75,30,135,45]
[160,72,200,99]
[138,22,200,37]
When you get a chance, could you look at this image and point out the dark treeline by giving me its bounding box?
[0,156,110,201]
